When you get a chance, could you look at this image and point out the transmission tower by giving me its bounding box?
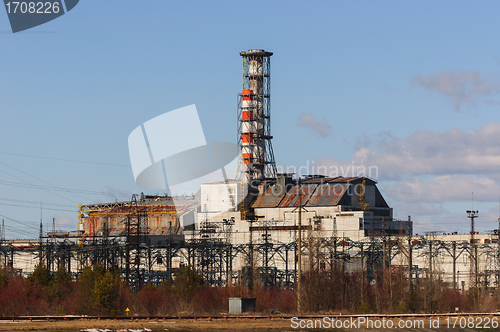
[126,194,147,291]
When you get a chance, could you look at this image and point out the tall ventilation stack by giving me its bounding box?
[237,49,277,183]
[237,50,277,219]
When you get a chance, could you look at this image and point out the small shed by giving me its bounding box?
[229,297,256,313]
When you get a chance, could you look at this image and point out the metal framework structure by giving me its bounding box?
[2,216,499,294]
[125,194,148,290]
[237,49,277,183]
[467,209,479,287]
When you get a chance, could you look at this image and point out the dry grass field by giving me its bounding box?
[0,316,496,331]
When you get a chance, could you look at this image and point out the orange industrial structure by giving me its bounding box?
[78,195,198,238]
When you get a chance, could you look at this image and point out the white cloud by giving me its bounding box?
[390,201,446,216]
[385,175,500,203]
[304,157,379,179]
[297,113,332,138]
[308,122,500,205]
[412,70,500,112]
[52,215,75,229]
[295,116,500,231]
[352,122,500,180]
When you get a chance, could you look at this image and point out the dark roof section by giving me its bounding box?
[251,176,381,209]
[252,185,286,208]
[278,184,318,208]
[307,183,349,207]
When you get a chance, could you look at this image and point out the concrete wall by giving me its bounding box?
[200,182,238,215]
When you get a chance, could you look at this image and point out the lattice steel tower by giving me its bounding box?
[237,49,277,183]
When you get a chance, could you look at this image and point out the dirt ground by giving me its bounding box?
[0,318,291,331]
[0,316,496,331]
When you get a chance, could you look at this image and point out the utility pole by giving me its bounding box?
[360,242,364,301]
[382,217,387,268]
[39,220,43,264]
[497,215,500,288]
[262,219,270,287]
[39,201,43,264]
[467,208,479,287]
[51,217,55,272]
[333,217,337,272]
[429,239,433,281]
[0,220,3,268]
[297,178,302,313]
[452,241,457,290]
[407,216,412,293]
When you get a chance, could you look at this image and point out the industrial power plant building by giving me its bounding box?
[0,50,497,292]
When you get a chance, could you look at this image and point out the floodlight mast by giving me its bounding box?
[467,209,479,287]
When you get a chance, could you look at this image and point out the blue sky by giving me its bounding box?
[1,1,500,238]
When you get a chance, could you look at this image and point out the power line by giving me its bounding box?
[0,150,217,174]
[0,197,73,208]
[0,213,41,231]
[0,180,130,197]
[0,202,73,213]
[0,151,129,168]
[0,160,102,202]
[0,167,81,205]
